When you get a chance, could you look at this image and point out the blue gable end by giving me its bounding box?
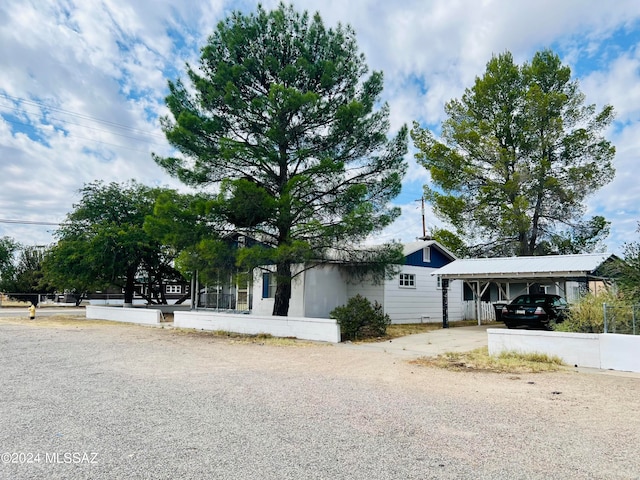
[405,245,452,268]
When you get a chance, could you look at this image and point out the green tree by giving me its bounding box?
[47,181,184,305]
[604,222,640,303]
[144,190,237,288]
[0,236,19,285]
[412,49,615,257]
[155,3,408,315]
[430,228,470,258]
[42,238,100,306]
[0,244,53,305]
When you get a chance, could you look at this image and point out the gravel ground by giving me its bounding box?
[0,317,639,480]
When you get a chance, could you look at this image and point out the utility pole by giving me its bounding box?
[416,196,428,240]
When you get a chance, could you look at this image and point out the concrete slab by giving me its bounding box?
[339,324,502,358]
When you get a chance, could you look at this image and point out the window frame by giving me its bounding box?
[399,273,416,288]
[262,272,277,298]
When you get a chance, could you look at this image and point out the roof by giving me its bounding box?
[435,253,614,280]
[402,240,457,260]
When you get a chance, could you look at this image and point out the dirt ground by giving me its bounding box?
[1,315,639,479]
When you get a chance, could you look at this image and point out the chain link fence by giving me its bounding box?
[603,303,639,335]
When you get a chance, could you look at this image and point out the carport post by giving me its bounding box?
[476,281,481,326]
[441,278,449,328]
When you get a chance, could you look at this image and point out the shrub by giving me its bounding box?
[554,290,632,333]
[330,294,391,341]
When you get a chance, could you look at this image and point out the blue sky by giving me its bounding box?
[1,0,640,254]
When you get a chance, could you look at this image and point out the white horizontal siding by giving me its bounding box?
[383,267,463,324]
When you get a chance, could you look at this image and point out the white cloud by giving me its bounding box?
[1,0,640,253]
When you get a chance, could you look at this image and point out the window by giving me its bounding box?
[423,246,431,263]
[166,285,181,294]
[399,273,416,288]
[436,275,442,289]
[262,272,277,298]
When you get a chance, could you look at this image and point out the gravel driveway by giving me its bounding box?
[1,317,639,479]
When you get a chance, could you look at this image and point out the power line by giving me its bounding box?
[0,115,167,154]
[0,101,168,146]
[0,92,167,139]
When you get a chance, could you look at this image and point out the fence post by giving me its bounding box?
[603,303,608,334]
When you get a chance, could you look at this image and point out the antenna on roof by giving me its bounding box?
[416,196,432,241]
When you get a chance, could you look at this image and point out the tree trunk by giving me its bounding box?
[123,266,136,306]
[272,261,291,316]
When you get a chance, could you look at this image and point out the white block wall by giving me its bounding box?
[174,311,341,343]
[488,328,640,373]
[86,305,162,325]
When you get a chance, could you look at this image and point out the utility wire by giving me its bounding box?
[0,101,168,146]
[0,115,167,154]
[0,92,167,139]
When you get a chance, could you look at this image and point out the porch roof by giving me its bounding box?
[434,253,614,281]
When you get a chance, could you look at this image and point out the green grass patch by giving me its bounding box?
[412,347,566,373]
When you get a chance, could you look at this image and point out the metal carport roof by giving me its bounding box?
[435,253,613,280]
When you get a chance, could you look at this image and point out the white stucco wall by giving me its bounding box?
[345,279,384,307]
[174,310,341,343]
[86,305,162,325]
[488,329,640,373]
[302,265,348,318]
[251,265,307,317]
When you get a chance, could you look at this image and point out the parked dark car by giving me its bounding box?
[501,294,568,330]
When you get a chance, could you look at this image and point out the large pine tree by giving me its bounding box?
[155,4,407,316]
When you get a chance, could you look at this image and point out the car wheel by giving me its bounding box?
[504,321,515,329]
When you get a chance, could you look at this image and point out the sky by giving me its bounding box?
[1,0,640,255]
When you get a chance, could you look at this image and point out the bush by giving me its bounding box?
[330,294,391,341]
[554,290,632,333]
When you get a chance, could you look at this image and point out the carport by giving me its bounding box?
[435,253,615,327]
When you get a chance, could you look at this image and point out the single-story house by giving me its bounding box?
[252,240,464,324]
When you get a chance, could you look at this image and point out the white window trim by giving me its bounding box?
[399,273,416,288]
[263,272,277,298]
[423,246,431,263]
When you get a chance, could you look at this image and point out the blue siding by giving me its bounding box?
[405,246,452,268]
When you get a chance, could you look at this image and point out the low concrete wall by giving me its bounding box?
[488,328,640,373]
[145,305,191,314]
[599,334,640,372]
[174,311,341,343]
[86,305,162,325]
